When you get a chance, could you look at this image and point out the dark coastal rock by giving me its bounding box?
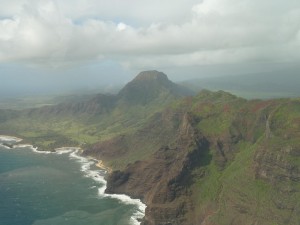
[2,71,300,225]
[105,112,210,225]
[2,143,14,148]
[106,171,130,188]
[99,97,300,224]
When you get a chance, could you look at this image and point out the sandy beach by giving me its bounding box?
[96,160,112,173]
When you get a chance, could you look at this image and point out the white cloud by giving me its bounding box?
[117,23,127,31]
[0,0,300,70]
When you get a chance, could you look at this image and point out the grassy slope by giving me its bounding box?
[1,86,299,224]
[0,87,177,151]
[180,93,300,225]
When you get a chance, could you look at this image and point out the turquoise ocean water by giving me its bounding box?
[0,136,145,225]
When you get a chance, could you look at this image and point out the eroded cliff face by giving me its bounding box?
[252,110,300,224]
[85,92,300,225]
[83,109,183,170]
[253,143,300,224]
[3,71,299,224]
[106,112,209,225]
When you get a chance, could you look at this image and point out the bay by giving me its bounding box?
[0,139,144,225]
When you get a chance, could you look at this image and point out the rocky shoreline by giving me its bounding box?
[0,135,147,225]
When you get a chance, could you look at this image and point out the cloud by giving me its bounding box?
[0,0,300,70]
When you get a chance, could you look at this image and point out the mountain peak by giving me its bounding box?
[134,70,169,82]
[118,70,192,105]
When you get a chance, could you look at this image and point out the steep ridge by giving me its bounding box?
[0,71,192,152]
[28,70,192,116]
[27,94,118,116]
[118,70,192,105]
[83,108,182,169]
[105,112,210,225]
[87,91,300,224]
[0,71,300,224]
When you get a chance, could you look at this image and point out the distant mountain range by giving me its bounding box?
[2,70,299,110]
[0,71,300,225]
[181,72,300,99]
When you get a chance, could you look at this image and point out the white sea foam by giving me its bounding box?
[14,144,32,148]
[0,135,22,143]
[69,150,93,172]
[0,143,11,149]
[0,135,146,224]
[55,147,80,155]
[0,141,42,153]
[24,145,52,154]
[69,150,146,225]
[0,135,48,154]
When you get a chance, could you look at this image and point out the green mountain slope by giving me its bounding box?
[118,70,193,105]
[0,71,299,225]
[0,70,191,151]
[88,91,300,225]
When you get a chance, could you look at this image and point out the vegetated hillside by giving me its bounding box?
[0,70,192,151]
[0,71,299,225]
[118,71,193,105]
[181,72,300,99]
[86,90,300,225]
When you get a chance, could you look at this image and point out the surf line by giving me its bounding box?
[0,135,146,225]
[69,150,146,225]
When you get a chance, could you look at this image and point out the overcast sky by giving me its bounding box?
[1,0,300,96]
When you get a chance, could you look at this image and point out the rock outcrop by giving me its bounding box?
[97,94,300,225]
[106,112,210,225]
[1,70,300,225]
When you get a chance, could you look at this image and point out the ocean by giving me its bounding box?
[0,136,145,225]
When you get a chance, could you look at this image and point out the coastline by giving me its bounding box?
[96,160,113,174]
[0,134,146,225]
[0,135,23,143]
